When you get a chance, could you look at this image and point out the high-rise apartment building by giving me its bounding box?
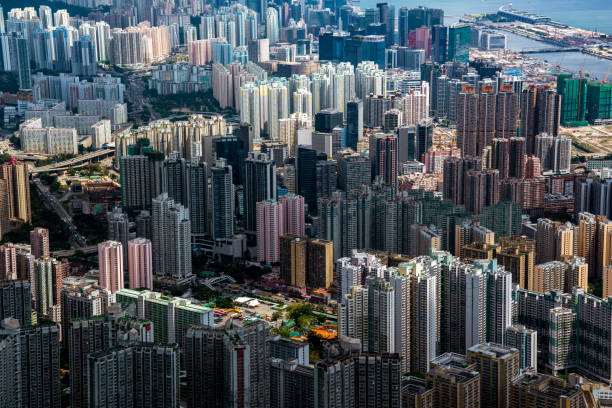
[184,321,271,408]
[457,87,479,156]
[306,238,334,289]
[280,234,307,288]
[127,238,153,290]
[338,285,370,350]
[533,261,566,293]
[119,154,165,210]
[371,134,398,188]
[313,344,401,408]
[87,344,179,407]
[337,149,371,192]
[0,280,32,327]
[0,243,17,281]
[510,371,583,408]
[256,200,284,264]
[520,85,561,154]
[279,193,305,236]
[32,257,54,316]
[60,278,114,345]
[426,364,481,408]
[467,343,520,408]
[244,152,276,232]
[69,316,114,408]
[98,240,124,293]
[211,158,234,240]
[0,159,31,225]
[270,358,315,408]
[152,193,192,280]
[29,227,49,258]
[0,320,61,407]
[366,275,395,354]
[505,325,538,371]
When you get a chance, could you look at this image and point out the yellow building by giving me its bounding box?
[307,238,333,289]
[279,234,307,288]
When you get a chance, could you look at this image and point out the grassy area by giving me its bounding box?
[149,89,236,118]
[571,136,594,154]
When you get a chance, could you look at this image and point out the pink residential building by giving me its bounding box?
[256,200,285,264]
[279,193,305,236]
[30,227,50,258]
[128,238,153,290]
[189,38,224,65]
[98,240,124,293]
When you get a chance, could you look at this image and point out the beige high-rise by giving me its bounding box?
[0,160,31,224]
[555,222,574,260]
[578,213,597,278]
[598,219,612,280]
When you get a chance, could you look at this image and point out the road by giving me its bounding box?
[31,149,115,174]
[33,179,88,248]
[52,245,98,258]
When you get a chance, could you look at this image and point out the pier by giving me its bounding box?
[517,47,581,54]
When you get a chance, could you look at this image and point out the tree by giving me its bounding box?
[194,286,216,301]
[39,172,57,185]
[286,303,314,322]
[215,297,235,309]
[271,310,284,321]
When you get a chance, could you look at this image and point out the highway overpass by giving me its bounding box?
[31,149,115,174]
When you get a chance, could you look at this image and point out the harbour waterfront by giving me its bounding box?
[503,31,611,80]
[359,0,612,34]
[356,1,612,80]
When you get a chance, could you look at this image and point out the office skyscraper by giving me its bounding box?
[244,152,276,232]
[152,193,192,280]
[297,146,318,213]
[128,238,153,290]
[346,99,363,150]
[98,241,124,293]
[211,158,234,240]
